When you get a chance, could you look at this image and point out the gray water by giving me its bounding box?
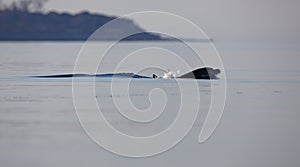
[0,42,300,166]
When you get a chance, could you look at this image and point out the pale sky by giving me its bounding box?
[45,0,300,45]
[5,0,300,44]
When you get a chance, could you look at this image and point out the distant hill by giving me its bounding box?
[0,10,164,41]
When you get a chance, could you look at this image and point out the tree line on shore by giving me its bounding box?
[0,0,48,13]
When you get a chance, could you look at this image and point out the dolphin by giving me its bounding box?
[153,67,220,79]
[178,67,220,79]
[32,67,220,80]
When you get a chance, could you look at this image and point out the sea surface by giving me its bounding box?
[0,41,300,166]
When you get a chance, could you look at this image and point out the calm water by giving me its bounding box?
[0,42,300,166]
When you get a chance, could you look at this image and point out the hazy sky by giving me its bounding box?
[44,0,300,44]
[5,0,299,44]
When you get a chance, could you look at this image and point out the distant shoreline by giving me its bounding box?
[0,10,213,42]
[0,10,163,41]
[0,38,213,42]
